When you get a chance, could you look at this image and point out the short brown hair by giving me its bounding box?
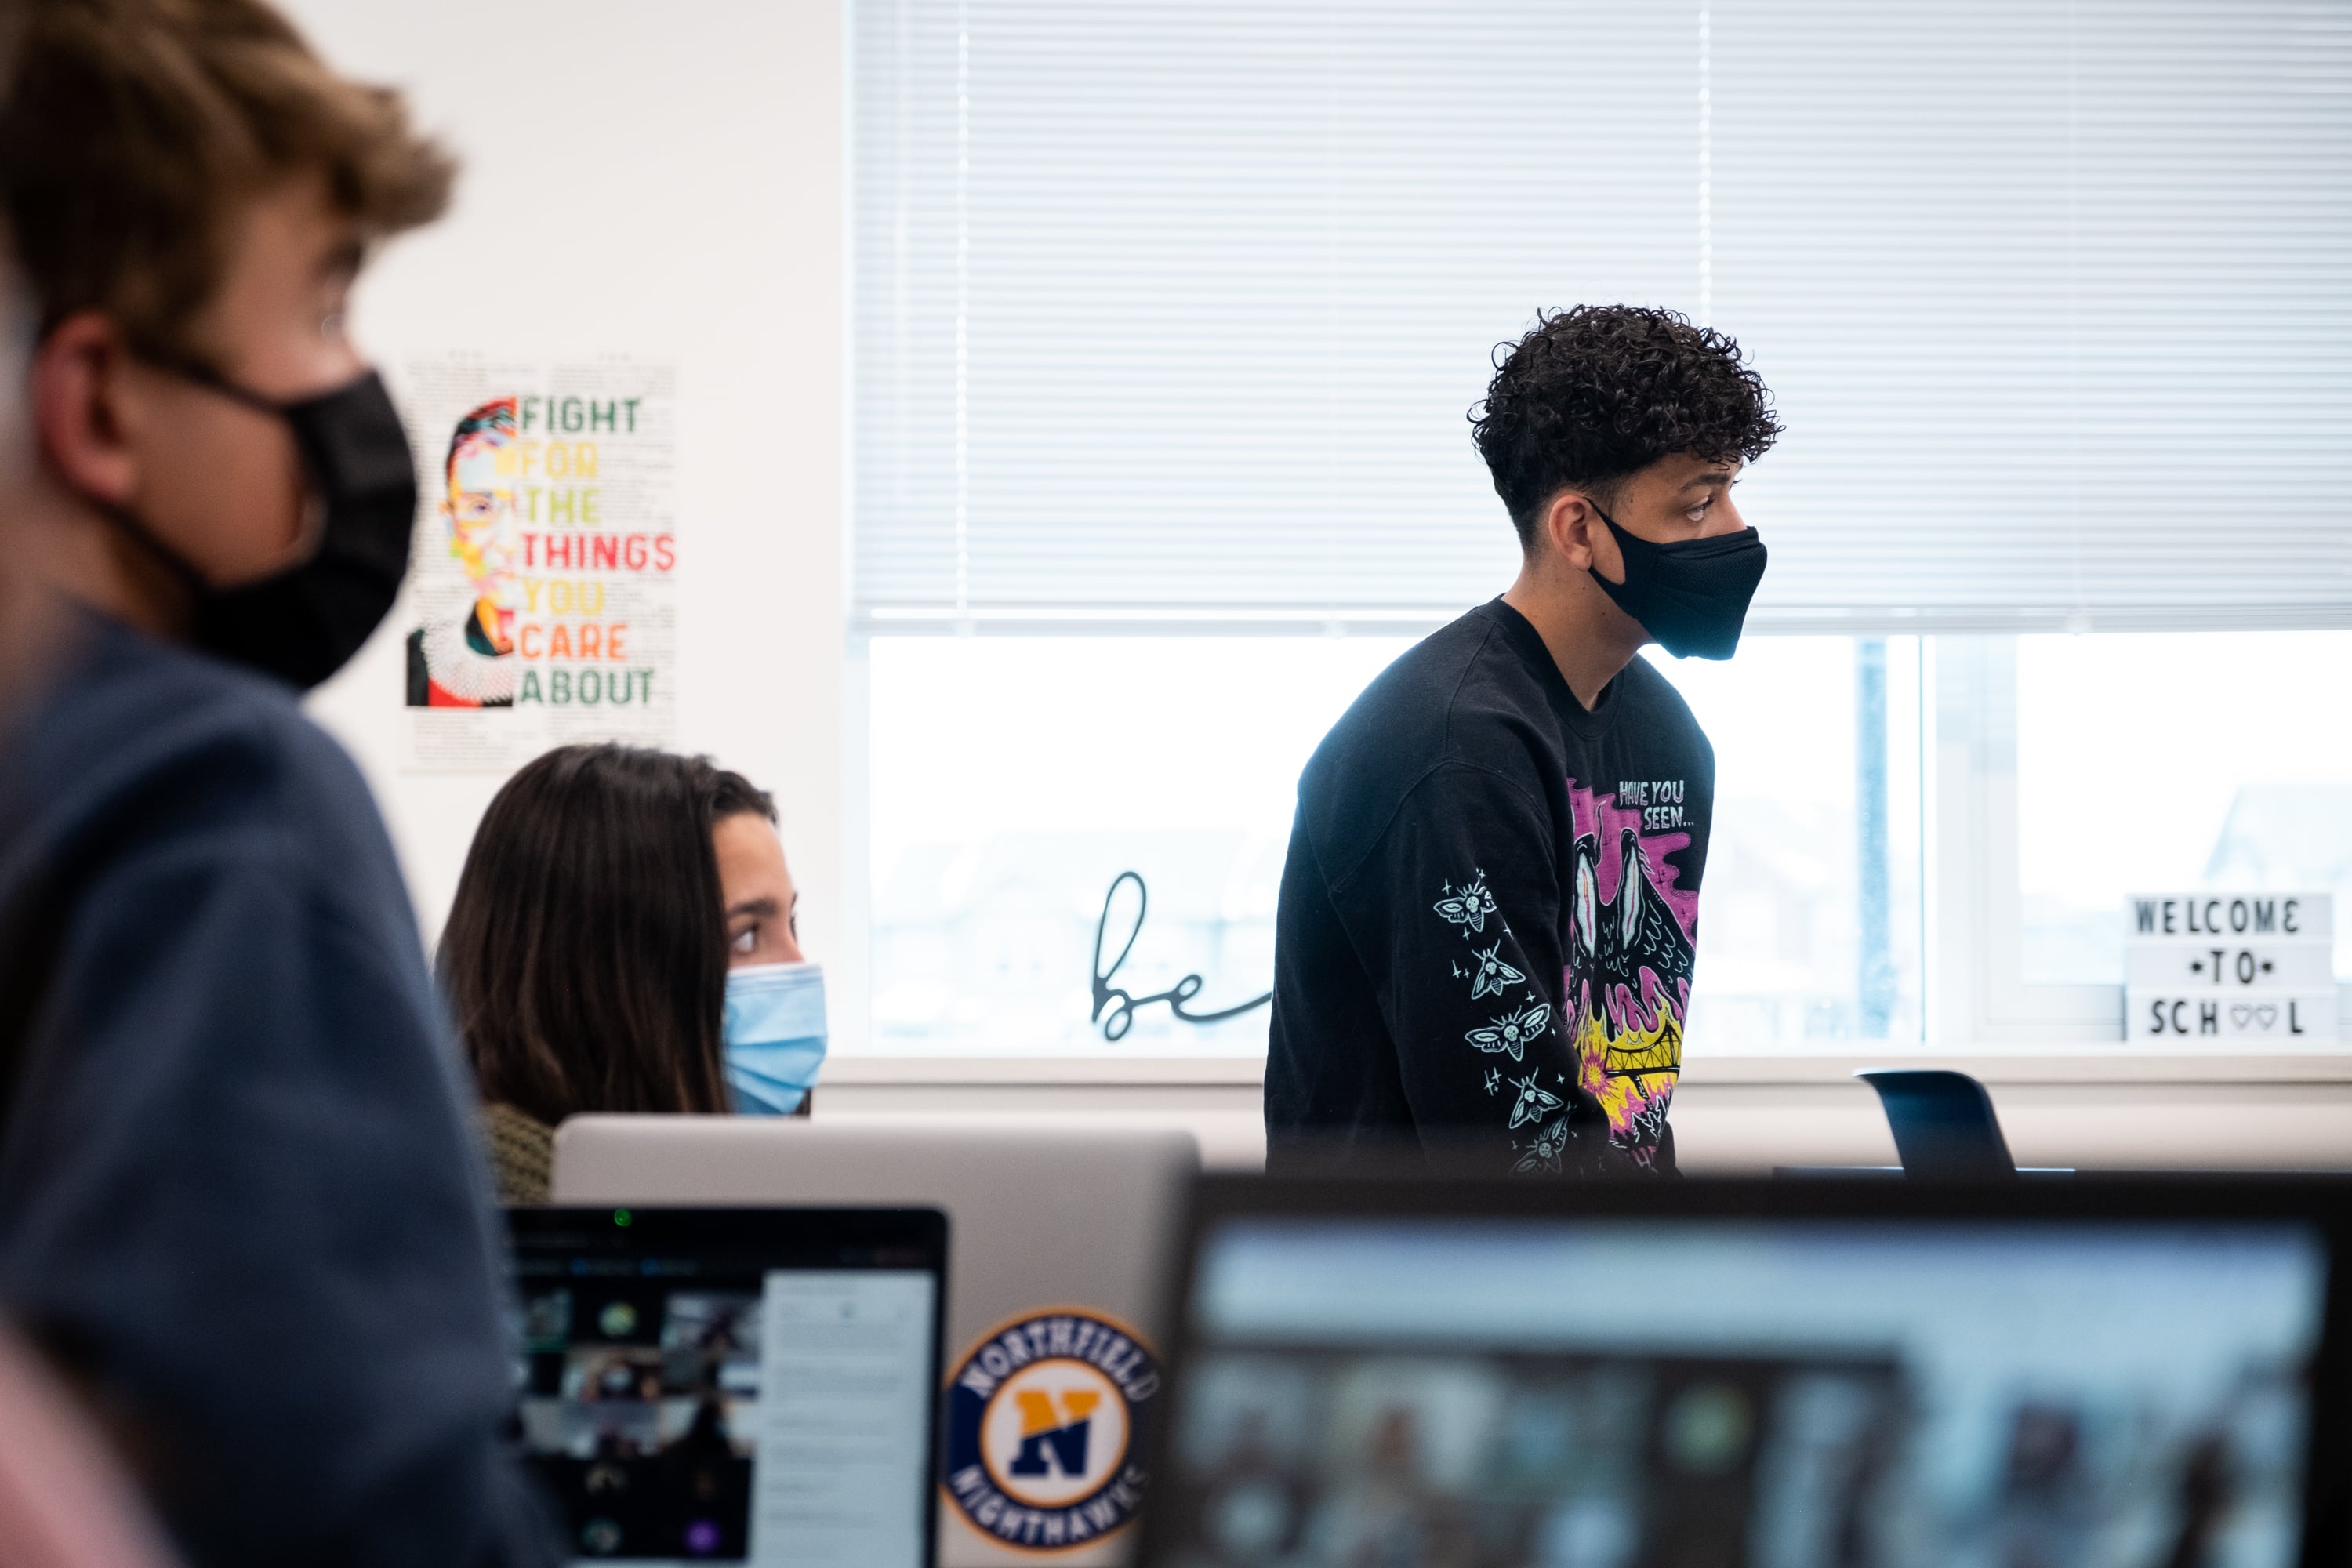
[0,0,452,358]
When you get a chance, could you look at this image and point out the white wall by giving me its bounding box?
[288,0,848,990]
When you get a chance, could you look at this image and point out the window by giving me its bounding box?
[2016,632,2352,985]
[848,0,2352,1058]
[1672,637,1923,1050]
[866,635,1922,1054]
[867,638,1407,1055]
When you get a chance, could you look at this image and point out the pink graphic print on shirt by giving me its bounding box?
[1565,782,1699,1164]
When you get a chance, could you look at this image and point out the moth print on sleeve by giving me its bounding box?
[1432,873,1499,933]
[1466,1003,1552,1063]
[1467,942,1525,1000]
[1505,1070,1563,1129]
[1565,786,1699,1166]
[1513,1114,1572,1174]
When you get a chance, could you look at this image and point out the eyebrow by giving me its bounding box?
[727,895,780,921]
[1679,470,1737,492]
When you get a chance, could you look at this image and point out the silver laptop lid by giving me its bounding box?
[554,1117,1199,1566]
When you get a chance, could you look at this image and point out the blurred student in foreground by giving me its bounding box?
[445,745,825,1203]
[0,0,554,1562]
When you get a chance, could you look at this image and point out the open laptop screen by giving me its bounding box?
[1160,1210,2328,1568]
[506,1207,945,1568]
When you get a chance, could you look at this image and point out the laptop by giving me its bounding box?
[506,1205,947,1567]
[553,1117,1200,1566]
[1139,1173,2352,1568]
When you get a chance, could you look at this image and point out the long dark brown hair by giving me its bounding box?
[440,743,737,1124]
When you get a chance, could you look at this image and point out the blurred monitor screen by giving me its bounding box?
[506,1207,942,1568]
[1160,1216,2325,1568]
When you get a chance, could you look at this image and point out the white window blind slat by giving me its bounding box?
[852,0,2352,635]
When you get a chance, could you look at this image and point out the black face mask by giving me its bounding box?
[103,362,417,691]
[1587,504,1768,661]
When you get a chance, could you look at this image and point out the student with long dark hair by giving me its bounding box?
[444,744,730,1200]
[444,744,824,1202]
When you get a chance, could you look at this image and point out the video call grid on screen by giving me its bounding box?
[506,1210,941,1568]
[1161,1215,2329,1568]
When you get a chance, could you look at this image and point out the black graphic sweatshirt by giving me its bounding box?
[1266,597,1715,1174]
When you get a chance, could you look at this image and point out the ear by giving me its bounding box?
[1537,488,1616,578]
[31,313,141,510]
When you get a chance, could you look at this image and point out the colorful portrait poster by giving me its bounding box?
[395,356,677,771]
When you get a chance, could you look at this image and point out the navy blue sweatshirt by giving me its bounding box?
[0,613,554,1567]
[1266,598,1714,1174]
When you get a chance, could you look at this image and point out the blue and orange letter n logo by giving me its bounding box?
[1009,1389,1102,1479]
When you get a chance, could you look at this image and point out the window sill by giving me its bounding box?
[823,1054,1269,1087]
[822,1048,2352,1090]
[1684,1052,2352,1085]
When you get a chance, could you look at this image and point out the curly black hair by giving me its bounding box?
[1471,305,1783,545]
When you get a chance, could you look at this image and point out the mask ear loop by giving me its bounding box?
[22,326,219,598]
[136,350,276,413]
[1584,498,1655,597]
[90,493,209,599]
[138,350,331,569]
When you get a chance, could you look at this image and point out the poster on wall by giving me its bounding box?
[395,355,677,772]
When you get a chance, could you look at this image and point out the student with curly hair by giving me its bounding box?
[1267,305,1782,1175]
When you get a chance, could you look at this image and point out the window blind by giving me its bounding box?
[851,0,2352,635]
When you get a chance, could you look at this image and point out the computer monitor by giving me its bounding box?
[1140,1175,2352,1568]
[506,1206,947,1568]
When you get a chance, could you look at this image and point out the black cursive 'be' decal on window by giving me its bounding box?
[1089,870,1273,1042]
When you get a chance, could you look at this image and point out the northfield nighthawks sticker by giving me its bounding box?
[942,1309,1161,1553]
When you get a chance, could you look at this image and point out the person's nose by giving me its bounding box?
[1704,492,1749,538]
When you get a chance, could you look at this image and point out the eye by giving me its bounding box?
[731,926,757,954]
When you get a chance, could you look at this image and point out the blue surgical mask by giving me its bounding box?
[724,962,828,1115]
